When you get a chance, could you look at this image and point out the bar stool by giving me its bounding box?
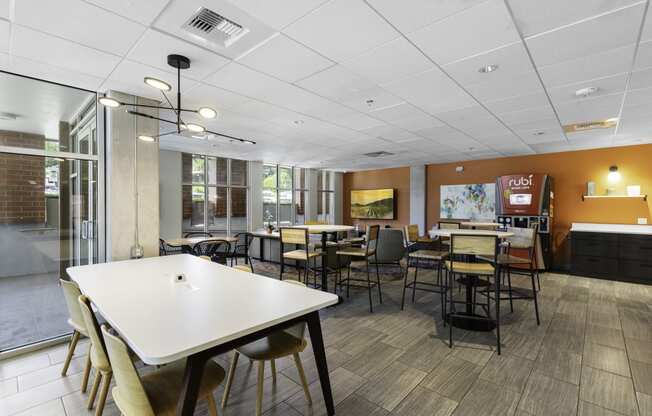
[477,226,541,326]
[445,234,501,354]
[279,227,322,288]
[438,221,460,249]
[402,248,449,320]
[336,225,382,312]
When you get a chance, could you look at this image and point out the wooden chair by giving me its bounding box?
[438,221,460,249]
[221,280,312,416]
[59,279,92,393]
[101,325,225,416]
[477,226,541,326]
[404,224,433,246]
[279,227,322,288]
[336,225,382,312]
[445,234,501,353]
[402,248,449,320]
[78,295,112,415]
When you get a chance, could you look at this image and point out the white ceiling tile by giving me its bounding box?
[408,0,520,65]
[499,105,557,125]
[0,19,8,53]
[529,141,573,153]
[389,115,444,132]
[435,105,491,124]
[229,0,328,30]
[302,100,357,121]
[509,117,563,136]
[0,53,104,91]
[127,29,231,81]
[525,4,643,67]
[84,0,170,25]
[12,25,121,79]
[368,102,428,123]
[484,91,550,114]
[629,66,652,90]
[154,0,276,60]
[283,0,399,61]
[238,34,333,82]
[567,128,616,149]
[0,0,8,20]
[360,124,414,142]
[638,3,652,42]
[204,62,286,99]
[477,133,524,147]
[623,86,652,108]
[443,42,534,86]
[449,116,513,139]
[548,73,628,106]
[465,70,542,102]
[634,39,652,69]
[538,44,635,88]
[335,113,386,131]
[508,0,641,37]
[383,68,477,114]
[183,83,252,111]
[368,0,487,33]
[555,93,623,125]
[15,0,145,56]
[343,37,433,85]
[519,129,566,144]
[338,86,404,113]
[102,59,200,100]
[295,64,376,99]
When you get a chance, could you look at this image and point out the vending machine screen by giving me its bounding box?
[509,194,532,205]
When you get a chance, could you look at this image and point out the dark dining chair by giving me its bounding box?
[192,240,231,264]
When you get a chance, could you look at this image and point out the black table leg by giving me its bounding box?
[177,353,207,416]
[306,311,335,415]
[446,275,496,332]
[321,231,328,291]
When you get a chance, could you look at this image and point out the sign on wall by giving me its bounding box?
[440,183,496,220]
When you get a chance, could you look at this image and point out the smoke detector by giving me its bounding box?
[575,87,599,98]
[182,7,249,48]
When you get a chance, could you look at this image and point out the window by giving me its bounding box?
[318,170,335,224]
[182,153,248,235]
[263,165,309,227]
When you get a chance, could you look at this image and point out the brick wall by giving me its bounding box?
[0,131,46,224]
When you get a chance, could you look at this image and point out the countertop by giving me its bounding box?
[571,222,652,235]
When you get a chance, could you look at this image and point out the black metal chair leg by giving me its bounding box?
[449,270,454,348]
[411,257,419,303]
[375,260,382,304]
[401,260,409,310]
[531,267,541,325]
[346,262,351,298]
[507,267,514,313]
[366,259,373,313]
[495,269,501,355]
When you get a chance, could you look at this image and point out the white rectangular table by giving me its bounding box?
[67,254,339,415]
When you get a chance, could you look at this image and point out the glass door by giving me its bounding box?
[71,121,97,266]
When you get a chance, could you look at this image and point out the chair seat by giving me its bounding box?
[313,241,350,249]
[409,250,448,260]
[336,247,372,257]
[477,254,531,265]
[417,237,433,243]
[237,331,307,361]
[445,261,495,275]
[233,264,253,272]
[113,360,225,416]
[283,250,321,261]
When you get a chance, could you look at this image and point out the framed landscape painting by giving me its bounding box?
[351,189,395,219]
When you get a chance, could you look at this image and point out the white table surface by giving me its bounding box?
[67,254,338,365]
[571,222,652,235]
[429,229,514,238]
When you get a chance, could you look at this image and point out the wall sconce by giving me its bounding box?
[607,165,621,183]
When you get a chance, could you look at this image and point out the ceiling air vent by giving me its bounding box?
[363,151,394,158]
[563,118,618,133]
[182,7,249,48]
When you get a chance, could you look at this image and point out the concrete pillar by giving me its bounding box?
[159,150,182,239]
[333,172,343,224]
[410,165,427,234]
[249,161,263,231]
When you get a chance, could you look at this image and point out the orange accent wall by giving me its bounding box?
[343,166,410,228]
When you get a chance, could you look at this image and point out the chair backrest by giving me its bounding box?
[404,224,419,243]
[439,221,461,230]
[183,231,213,238]
[506,226,538,250]
[159,238,167,256]
[280,227,309,247]
[78,295,111,371]
[365,225,380,256]
[60,279,85,332]
[283,280,307,340]
[375,228,406,262]
[450,234,498,258]
[192,240,231,263]
[304,220,326,225]
[101,325,155,415]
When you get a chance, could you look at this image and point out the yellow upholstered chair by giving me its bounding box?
[59,279,92,393]
[444,234,500,353]
[336,225,382,312]
[101,325,225,416]
[221,280,312,416]
[279,227,322,287]
[78,295,113,415]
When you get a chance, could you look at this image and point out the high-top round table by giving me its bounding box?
[429,229,514,331]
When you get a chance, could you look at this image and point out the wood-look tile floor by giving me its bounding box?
[2,261,652,416]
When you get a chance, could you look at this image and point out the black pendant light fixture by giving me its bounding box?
[98,54,256,145]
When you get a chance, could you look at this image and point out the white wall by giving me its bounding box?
[410,165,427,234]
[159,150,182,239]
[106,91,159,260]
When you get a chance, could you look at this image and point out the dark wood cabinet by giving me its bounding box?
[571,231,652,284]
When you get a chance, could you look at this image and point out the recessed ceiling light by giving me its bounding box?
[144,77,172,91]
[98,97,121,108]
[186,123,206,133]
[198,107,217,119]
[138,135,156,142]
[293,120,304,125]
[366,99,375,106]
[575,86,599,98]
[478,64,499,73]
[533,131,545,136]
